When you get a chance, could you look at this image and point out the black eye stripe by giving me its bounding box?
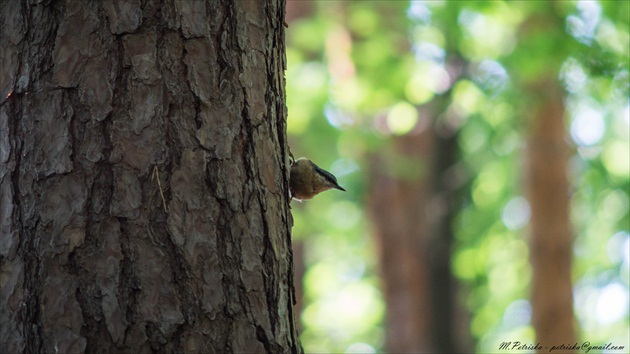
[314,165,337,184]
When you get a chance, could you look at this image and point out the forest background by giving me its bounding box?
[284,1,629,353]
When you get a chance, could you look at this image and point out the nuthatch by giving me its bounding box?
[289,158,346,201]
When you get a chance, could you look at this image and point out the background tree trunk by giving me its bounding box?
[0,0,302,353]
[526,80,576,351]
[367,123,470,353]
[367,66,471,352]
[517,6,577,351]
[367,132,434,353]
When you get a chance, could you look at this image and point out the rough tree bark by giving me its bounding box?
[0,0,302,353]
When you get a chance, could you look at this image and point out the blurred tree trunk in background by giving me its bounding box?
[428,116,470,353]
[368,132,434,353]
[518,7,577,351]
[0,0,302,353]
[286,0,314,23]
[368,98,471,352]
[526,81,576,349]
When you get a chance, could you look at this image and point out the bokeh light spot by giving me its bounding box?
[602,140,630,177]
[502,299,531,329]
[570,106,605,146]
[596,283,629,325]
[386,101,418,135]
[501,197,531,230]
[345,342,377,354]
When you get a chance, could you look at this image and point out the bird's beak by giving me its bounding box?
[335,185,346,192]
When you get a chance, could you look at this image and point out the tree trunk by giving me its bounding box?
[526,80,576,351]
[515,5,577,351]
[427,122,470,353]
[368,124,469,353]
[0,0,301,353]
[367,62,471,351]
[368,132,434,353]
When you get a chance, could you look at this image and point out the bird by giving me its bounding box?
[289,158,346,201]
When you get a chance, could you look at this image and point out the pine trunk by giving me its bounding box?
[0,0,302,352]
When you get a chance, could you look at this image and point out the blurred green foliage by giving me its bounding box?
[285,1,629,352]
